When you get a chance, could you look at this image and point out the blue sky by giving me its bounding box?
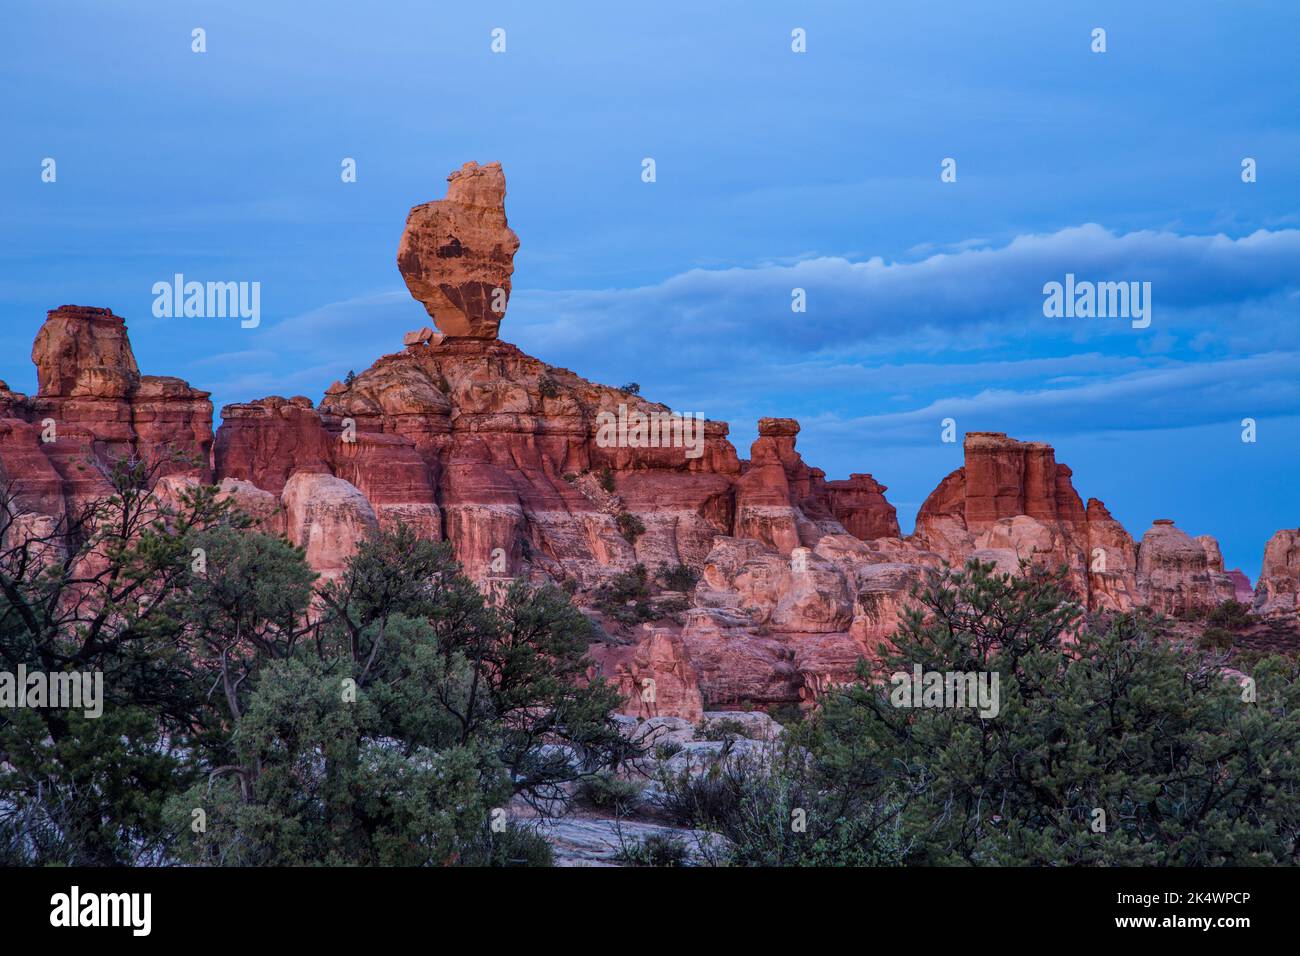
[2,1,1298,578]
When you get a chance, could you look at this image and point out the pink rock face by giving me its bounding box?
[214,396,333,496]
[1255,529,1300,616]
[216,477,287,536]
[281,472,378,579]
[823,473,900,540]
[1193,540,1254,604]
[1085,498,1140,611]
[332,431,441,541]
[734,460,801,557]
[1136,520,1236,615]
[0,413,65,519]
[734,417,856,555]
[397,161,520,339]
[589,627,705,723]
[680,607,805,708]
[1197,534,1226,572]
[919,432,1088,534]
[913,432,1116,608]
[32,305,139,397]
[132,376,216,477]
[31,307,213,483]
[1226,569,1254,604]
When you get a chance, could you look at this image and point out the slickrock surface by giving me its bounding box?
[2,164,1294,722]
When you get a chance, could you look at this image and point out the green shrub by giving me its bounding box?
[654,741,684,761]
[695,717,751,741]
[1207,600,1255,632]
[616,512,646,544]
[766,703,805,727]
[473,822,554,867]
[593,564,650,618]
[577,773,643,815]
[655,562,700,592]
[1197,626,1234,652]
[619,832,689,867]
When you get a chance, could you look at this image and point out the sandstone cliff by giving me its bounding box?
[2,164,1293,722]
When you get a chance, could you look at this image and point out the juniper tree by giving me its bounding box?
[816,560,1300,865]
[172,524,634,864]
[0,458,233,864]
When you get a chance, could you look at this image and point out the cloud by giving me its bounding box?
[807,352,1300,447]
[199,223,1300,450]
[508,223,1300,366]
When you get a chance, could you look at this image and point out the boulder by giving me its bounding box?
[281,472,378,578]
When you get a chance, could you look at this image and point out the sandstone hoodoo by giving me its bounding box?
[397,160,520,339]
[1136,519,1236,616]
[1,163,1294,722]
[0,305,212,530]
[1256,528,1300,616]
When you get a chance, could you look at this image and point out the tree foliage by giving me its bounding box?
[664,560,1300,866]
[1,461,630,866]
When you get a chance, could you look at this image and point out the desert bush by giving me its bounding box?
[619,832,689,867]
[1197,626,1234,652]
[616,512,645,544]
[695,717,751,741]
[1207,599,1255,631]
[655,562,700,592]
[577,773,643,815]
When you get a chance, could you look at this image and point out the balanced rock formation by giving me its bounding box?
[198,168,1300,713]
[397,161,520,339]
